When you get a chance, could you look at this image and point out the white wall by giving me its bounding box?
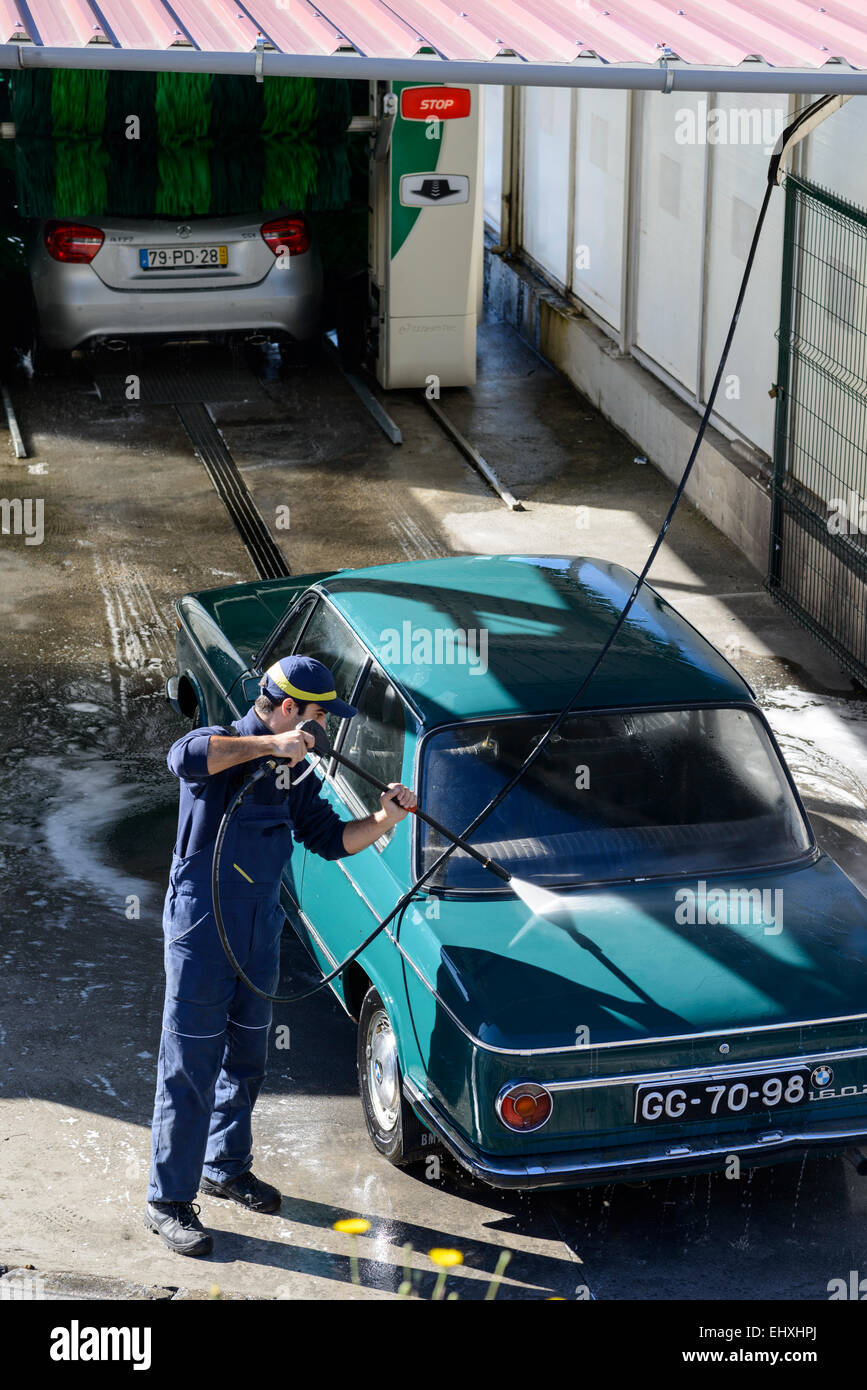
[571,88,628,332]
[505,84,867,459]
[633,91,707,395]
[520,85,572,287]
[805,96,867,211]
[483,83,503,233]
[702,94,788,457]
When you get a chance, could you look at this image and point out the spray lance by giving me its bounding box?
[301,718,516,875]
[210,718,560,1006]
[297,718,563,920]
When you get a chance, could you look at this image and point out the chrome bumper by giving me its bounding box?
[403,1077,867,1190]
[165,674,183,717]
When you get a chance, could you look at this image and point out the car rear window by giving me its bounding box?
[418,706,813,890]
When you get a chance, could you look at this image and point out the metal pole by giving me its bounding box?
[2,45,867,95]
[488,85,514,255]
[423,396,524,510]
[768,176,798,595]
[1,384,26,459]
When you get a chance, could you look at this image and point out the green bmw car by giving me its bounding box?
[166,554,867,1188]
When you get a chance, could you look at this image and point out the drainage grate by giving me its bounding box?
[93,364,266,406]
[175,402,288,581]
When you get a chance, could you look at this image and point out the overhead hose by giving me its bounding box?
[209,99,826,1007]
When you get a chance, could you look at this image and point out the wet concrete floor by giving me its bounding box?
[1,318,866,1299]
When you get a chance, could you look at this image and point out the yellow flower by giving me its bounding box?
[334,1217,371,1235]
[428,1248,463,1268]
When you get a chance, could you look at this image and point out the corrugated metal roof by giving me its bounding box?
[3,0,867,70]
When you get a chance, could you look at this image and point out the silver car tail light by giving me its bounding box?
[44,221,105,264]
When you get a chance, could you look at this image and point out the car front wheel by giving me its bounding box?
[357,986,429,1167]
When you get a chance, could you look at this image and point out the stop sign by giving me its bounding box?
[400,87,472,120]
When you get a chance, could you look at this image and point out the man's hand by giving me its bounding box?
[270,727,315,767]
[378,783,417,826]
[341,782,418,855]
[205,727,314,775]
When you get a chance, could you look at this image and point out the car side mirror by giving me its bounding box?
[241,674,262,704]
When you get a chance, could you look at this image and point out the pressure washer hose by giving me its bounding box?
[208,101,823,1006]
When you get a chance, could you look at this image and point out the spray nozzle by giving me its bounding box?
[299,718,333,759]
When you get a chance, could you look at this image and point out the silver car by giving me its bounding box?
[28,208,323,354]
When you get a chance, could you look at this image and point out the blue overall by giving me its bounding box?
[147,706,348,1204]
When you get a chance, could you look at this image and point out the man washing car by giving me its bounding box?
[145,654,416,1256]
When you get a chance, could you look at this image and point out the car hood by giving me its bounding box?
[401,853,867,1050]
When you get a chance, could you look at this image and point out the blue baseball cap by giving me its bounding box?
[260,654,357,719]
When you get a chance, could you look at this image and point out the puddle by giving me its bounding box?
[0,669,185,915]
[759,685,867,809]
[14,753,176,912]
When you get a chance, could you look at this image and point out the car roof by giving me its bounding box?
[319,555,752,726]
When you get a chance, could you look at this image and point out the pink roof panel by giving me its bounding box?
[0,0,27,42]
[24,0,109,46]
[308,1,433,59]
[5,0,867,69]
[94,0,187,50]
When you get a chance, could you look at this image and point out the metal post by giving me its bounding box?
[565,86,579,302]
[695,92,715,409]
[622,88,644,357]
[768,176,798,592]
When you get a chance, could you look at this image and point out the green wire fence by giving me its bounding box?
[769,173,867,687]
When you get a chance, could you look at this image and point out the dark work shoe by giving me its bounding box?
[199,1171,282,1213]
[144,1200,213,1256]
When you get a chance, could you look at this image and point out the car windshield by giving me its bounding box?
[418,707,812,890]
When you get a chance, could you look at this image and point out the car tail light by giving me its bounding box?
[260,215,310,258]
[44,221,105,264]
[497,1082,553,1132]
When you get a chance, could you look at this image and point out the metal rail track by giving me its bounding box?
[174,401,289,580]
[90,345,521,589]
